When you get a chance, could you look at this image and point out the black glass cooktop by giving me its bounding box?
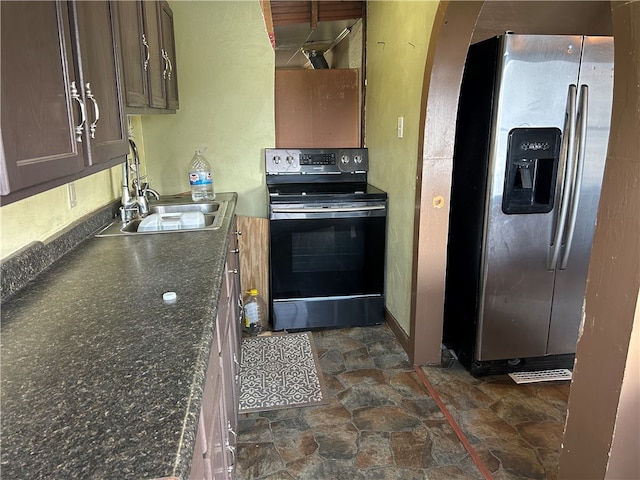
[268,182,387,203]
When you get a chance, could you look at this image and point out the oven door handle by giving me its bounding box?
[271,205,386,214]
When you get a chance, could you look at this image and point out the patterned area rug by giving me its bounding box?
[239,332,328,413]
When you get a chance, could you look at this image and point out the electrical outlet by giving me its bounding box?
[397,116,404,138]
[67,182,77,208]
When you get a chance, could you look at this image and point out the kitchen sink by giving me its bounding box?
[149,203,219,215]
[96,197,228,237]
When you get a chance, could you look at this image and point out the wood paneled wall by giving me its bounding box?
[236,215,270,323]
[275,69,360,148]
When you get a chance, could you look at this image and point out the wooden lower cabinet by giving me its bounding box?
[190,413,208,479]
[191,219,242,480]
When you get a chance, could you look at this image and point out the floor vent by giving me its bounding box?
[508,369,572,384]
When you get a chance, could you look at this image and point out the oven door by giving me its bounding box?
[269,201,387,330]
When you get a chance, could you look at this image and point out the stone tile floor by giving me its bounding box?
[420,358,570,480]
[236,324,570,480]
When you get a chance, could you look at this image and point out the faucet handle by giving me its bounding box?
[132,176,148,187]
[137,194,150,216]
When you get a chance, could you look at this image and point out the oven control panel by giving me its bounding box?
[266,148,368,174]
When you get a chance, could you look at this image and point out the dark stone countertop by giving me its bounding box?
[0,192,237,479]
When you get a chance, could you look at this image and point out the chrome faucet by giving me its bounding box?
[120,159,138,222]
[134,180,160,202]
[120,139,159,222]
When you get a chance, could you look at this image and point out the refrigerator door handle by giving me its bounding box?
[560,84,589,270]
[548,84,578,270]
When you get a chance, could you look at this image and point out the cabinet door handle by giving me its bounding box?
[70,81,86,143]
[225,440,235,453]
[229,248,239,254]
[225,438,236,473]
[226,445,236,475]
[161,49,168,79]
[227,421,237,443]
[85,83,100,139]
[166,54,173,81]
[142,33,150,71]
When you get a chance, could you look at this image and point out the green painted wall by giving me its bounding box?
[366,1,438,334]
[140,1,275,218]
[0,168,120,259]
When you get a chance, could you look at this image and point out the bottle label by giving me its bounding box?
[189,172,213,186]
[244,303,259,326]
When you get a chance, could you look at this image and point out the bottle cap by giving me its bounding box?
[163,291,177,303]
[247,288,259,296]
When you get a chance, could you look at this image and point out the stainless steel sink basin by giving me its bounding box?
[96,197,228,237]
[149,202,220,215]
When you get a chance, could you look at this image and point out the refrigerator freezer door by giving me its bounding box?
[477,35,583,361]
[547,37,614,354]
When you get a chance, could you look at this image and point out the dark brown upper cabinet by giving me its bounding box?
[161,2,179,111]
[72,1,129,168]
[117,0,179,114]
[0,1,128,205]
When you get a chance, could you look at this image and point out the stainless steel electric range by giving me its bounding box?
[266,148,387,331]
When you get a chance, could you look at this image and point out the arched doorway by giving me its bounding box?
[410,1,639,476]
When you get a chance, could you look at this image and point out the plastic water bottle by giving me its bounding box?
[243,289,266,336]
[188,149,215,201]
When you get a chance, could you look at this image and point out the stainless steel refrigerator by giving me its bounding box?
[443,34,614,376]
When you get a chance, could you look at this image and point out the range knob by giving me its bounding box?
[286,155,295,165]
[341,155,350,164]
[354,155,363,164]
[272,155,281,165]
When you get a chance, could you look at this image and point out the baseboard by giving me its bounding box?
[385,307,410,357]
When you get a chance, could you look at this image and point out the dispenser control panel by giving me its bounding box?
[503,128,562,214]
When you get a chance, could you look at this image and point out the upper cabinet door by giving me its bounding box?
[116,1,148,108]
[0,1,85,196]
[143,0,166,109]
[117,0,178,113]
[71,1,128,167]
[161,1,179,110]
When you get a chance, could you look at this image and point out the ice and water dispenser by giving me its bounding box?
[502,128,561,214]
